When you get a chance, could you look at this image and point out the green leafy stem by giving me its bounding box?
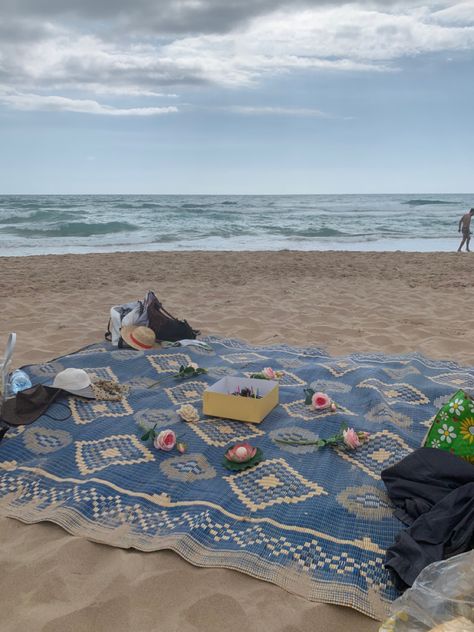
[174,365,207,379]
[275,425,369,450]
[147,365,207,389]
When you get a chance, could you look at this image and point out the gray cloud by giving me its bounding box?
[0,1,473,115]
[0,0,432,35]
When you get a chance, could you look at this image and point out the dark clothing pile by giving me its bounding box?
[381,447,474,590]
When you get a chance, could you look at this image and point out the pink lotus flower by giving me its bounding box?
[342,428,361,450]
[262,367,276,379]
[154,429,176,451]
[311,392,332,410]
[225,442,257,463]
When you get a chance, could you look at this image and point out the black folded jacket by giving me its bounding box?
[381,447,474,590]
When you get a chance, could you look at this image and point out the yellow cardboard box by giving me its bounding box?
[203,376,279,424]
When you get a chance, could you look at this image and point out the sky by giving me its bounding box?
[0,0,473,194]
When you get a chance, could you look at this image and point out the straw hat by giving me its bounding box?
[120,325,159,350]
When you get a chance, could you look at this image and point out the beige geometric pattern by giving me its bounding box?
[382,366,420,380]
[160,453,217,482]
[336,485,393,521]
[334,430,411,480]
[427,372,474,391]
[243,370,306,387]
[68,366,126,424]
[164,380,207,405]
[86,366,119,382]
[281,399,356,421]
[75,434,154,475]
[189,418,264,447]
[147,353,192,374]
[357,379,429,406]
[225,458,327,512]
[70,396,133,425]
[365,403,413,428]
[320,358,363,377]
[221,352,269,365]
[24,427,72,454]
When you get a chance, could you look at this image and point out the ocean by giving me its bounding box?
[0,194,471,256]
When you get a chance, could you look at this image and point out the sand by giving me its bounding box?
[0,250,473,632]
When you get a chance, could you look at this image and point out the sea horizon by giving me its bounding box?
[0,193,472,257]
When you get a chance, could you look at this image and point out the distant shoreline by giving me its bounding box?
[0,239,463,257]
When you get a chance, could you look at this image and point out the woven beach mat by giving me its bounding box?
[2,336,469,619]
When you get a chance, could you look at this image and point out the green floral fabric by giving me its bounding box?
[424,390,474,463]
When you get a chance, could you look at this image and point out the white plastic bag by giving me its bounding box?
[380,551,474,632]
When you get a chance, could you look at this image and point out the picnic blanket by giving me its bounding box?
[1,336,470,620]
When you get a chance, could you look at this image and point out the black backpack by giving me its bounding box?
[145,291,200,342]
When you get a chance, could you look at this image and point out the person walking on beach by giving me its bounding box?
[457,208,474,252]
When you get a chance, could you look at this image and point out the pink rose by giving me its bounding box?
[262,367,276,380]
[342,428,361,450]
[176,441,187,454]
[311,392,331,410]
[154,429,176,451]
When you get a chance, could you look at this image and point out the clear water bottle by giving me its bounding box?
[9,369,32,394]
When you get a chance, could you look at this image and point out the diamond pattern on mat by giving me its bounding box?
[357,379,429,406]
[189,419,264,447]
[70,396,133,425]
[0,471,389,592]
[221,352,269,365]
[282,399,356,421]
[274,356,305,369]
[382,366,420,380]
[23,427,72,454]
[428,371,474,391]
[320,358,362,377]
[225,458,327,512]
[27,361,64,379]
[75,434,154,475]
[310,379,352,394]
[243,370,306,387]
[334,430,411,480]
[147,353,192,374]
[336,485,393,520]
[87,366,119,382]
[165,380,207,405]
[160,453,217,481]
[365,403,413,428]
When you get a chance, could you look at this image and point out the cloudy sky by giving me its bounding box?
[1,0,473,193]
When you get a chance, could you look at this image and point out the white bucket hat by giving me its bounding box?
[53,368,95,399]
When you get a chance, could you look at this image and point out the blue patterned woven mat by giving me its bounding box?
[1,336,470,619]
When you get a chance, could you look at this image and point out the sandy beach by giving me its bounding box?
[1,250,473,632]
